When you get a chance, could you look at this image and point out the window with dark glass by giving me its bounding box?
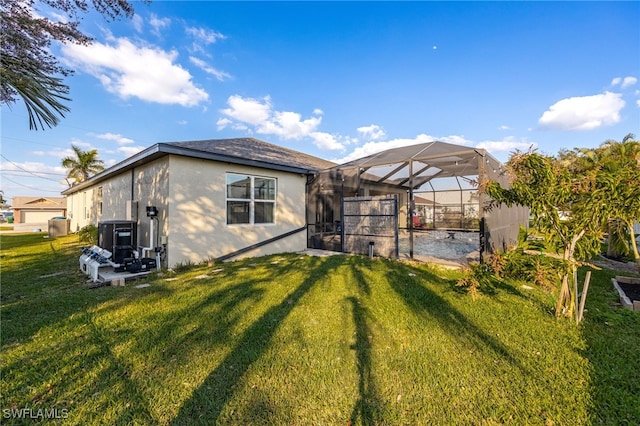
[226,174,276,225]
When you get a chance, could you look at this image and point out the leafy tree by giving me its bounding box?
[588,135,640,261]
[482,150,604,319]
[61,144,105,183]
[0,0,138,130]
[559,134,640,261]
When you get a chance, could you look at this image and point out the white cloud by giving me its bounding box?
[61,37,209,107]
[68,138,92,149]
[118,146,146,157]
[0,160,64,176]
[310,132,344,150]
[186,26,226,44]
[498,125,510,130]
[216,117,233,130]
[95,132,134,145]
[149,13,171,36]
[189,56,231,81]
[332,134,532,164]
[218,95,342,149]
[332,133,464,164]
[220,95,272,126]
[637,99,640,107]
[538,91,625,131]
[260,110,322,140]
[131,14,143,33]
[612,76,638,89]
[357,124,386,141]
[475,137,537,153]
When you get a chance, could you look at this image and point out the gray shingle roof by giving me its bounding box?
[165,138,336,172]
[62,137,336,195]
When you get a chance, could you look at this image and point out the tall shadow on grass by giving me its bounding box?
[347,296,384,425]
[581,269,640,424]
[388,266,522,368]
[171,255,346,425]
[0,235,113,345]
[126,276,268,367]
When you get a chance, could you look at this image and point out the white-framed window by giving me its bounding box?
[226,173,276,225]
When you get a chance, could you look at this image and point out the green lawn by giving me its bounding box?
[1,233,639,425]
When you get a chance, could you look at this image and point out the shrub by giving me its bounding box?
[503,250,562,291]
[456,262,494,298]
[77,224,98,245]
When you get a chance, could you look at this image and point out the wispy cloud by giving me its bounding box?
[189,56,231,81]
[186,25,226,54]
[357,124,386,141]
[131,14,143,33]
[475,137,536,153]
[611,76,638,89]
[149,13,171,37]
[118,146,146,157]
[186,26,226,44]
[95,132,134,145]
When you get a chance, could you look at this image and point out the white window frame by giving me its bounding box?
[226,173,277,225]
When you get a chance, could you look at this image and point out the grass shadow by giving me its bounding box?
[170,255,346,424]
[0,234,135,346]
[346,296,385,425]
[580,267,640,424]
[387,264,523,370]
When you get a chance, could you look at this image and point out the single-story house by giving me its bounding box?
[63,137,528,268]
[63,138,335,268]
[11,197,67,224]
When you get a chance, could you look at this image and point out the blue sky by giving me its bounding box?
[1,1,639,202]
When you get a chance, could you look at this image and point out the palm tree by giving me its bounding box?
[1,54,71,130]
[61,145,105,184]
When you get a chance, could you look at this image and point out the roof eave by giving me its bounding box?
[61,143,320,195]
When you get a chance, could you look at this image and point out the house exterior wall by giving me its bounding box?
[101,172,134,222]
[166,155,307,267]
[66,160,165,239]
[65,154,308,268]
[133,158,170,256]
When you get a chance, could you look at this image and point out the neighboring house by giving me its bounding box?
[12,197,66,224]
[62,138,336,268]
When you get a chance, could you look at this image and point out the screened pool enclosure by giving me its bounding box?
[306,141,529,264]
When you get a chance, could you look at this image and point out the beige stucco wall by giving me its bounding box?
[66,170,136,232]
[101,171,134,221]
[166,155,307,267]
[133,158,170,254]
[67,188,95,232]
[63,157,169,252]
[65,155,308,267]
